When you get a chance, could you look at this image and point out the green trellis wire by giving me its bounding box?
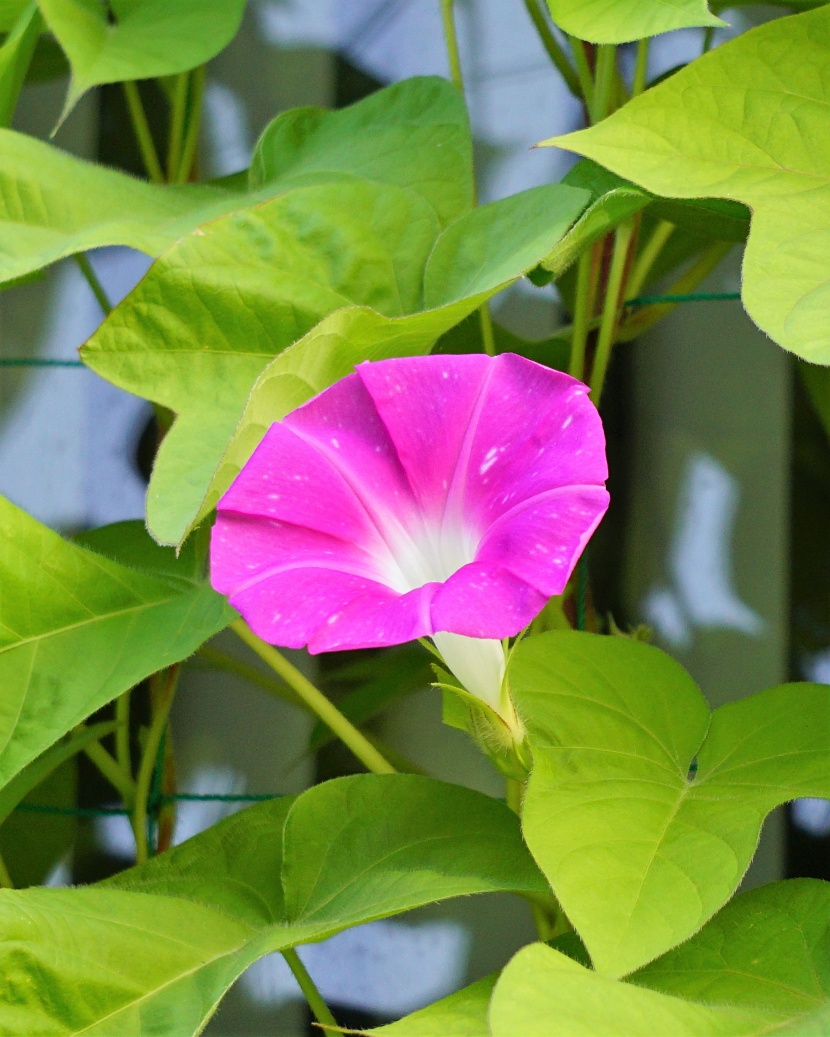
[3,287,740,823]
[0,292,744,370]
[15,793,286,818]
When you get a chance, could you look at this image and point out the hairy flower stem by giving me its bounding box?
[231,620,397,776]
[132,665,180,863]
[282,949,338,1030]
[123,81,164,183]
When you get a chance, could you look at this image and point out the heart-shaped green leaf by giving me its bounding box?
[0,77,470,288]
[250,75,473,228]
[368,974,497,1036]
[0,497,233,789]
[633,879,830,1023]
[83,181,589,546]
[492,879,830,1035]
[0,129,258,286]
[0,775,546,1035]
[540,6,830,363]
[490,943,774,1036]
[510,631,830,976]
[544,0,723,44]
[38,0,245,118]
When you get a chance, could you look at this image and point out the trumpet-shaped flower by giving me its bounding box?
[210,353,609,717]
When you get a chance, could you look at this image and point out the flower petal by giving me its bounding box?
[284,371,418,530]
[228,567,398,649]
[450,353,608,529]
[217,421,390,554]
[431,562,547,638]
[309,583,439,653]
[356,353,492,519]
[433,632,505,714]
[210,511,382,598]
[474,486,610,596]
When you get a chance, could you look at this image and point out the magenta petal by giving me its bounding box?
[309,583,439,653]
[284,371,418,529]
[217,422,387,551]
[210,512,383,598]
[455,353,608,527]
[356,354,492,517]
[212,352,610,660]
[474,486,610,596]
[228,568,398,649]
[431,562,547,639]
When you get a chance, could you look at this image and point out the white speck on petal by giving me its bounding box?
[562,415,573,429]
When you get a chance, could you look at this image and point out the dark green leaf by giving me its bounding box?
[0,775,546,1034]
[0,496,233,789]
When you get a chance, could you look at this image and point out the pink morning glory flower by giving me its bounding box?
[210,353,608,720]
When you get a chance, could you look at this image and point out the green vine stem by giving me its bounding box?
[590,44,616,122]
[439,0,464,92]
[132,665,180,863]
[282,948,338,1030]
[176,65,205,183]
[479,302,497,357]
[625,219,675,301]
[231,620,397,776]
[632,37,650,97]
[567,35,595,112]
[122,80,164,184]
[522,0,581,98]
[115,690,132,782]
[589,219,635,401]
[0,852,13,889]
[166,71,189,182]
[438,1,497,357]
[83,738,136,806]
[569,249,593,381]
[74,253,113,316]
